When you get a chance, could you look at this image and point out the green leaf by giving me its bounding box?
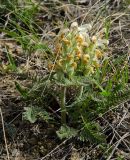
[23,107,37,123]
[6,48,17,71]
[100,90,111,97]
[37,109,53,122]
[23,106,53,123]
[56,125,78,139]
[79,122,106,144]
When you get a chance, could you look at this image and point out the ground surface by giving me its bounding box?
[0,0,130,160]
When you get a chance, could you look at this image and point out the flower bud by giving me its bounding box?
[91,36,97,43]
[70,22,78,30]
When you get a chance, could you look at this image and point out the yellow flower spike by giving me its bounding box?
[95,49,103,59]
[91,36,97,43]
[71,62,77,69]
[62,38,71,45]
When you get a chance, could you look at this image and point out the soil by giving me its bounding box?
[0,0,130,160]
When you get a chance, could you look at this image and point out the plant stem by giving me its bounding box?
[61,87,67,124]
[79,86,84,99]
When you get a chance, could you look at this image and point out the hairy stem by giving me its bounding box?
[61,87,67,124]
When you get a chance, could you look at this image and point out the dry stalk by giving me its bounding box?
[0,107,10,160]
[107,132,129,160]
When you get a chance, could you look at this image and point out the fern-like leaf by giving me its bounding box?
[56,125,78,139]
[23,106,53,123]
[23,107,37,123]
[79,122,106,144]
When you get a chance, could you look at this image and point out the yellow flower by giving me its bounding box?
[82,54,90,64]
[71,62,77,69]
[76,34,84,44]
[62,38,70,45]
[76,53,82,60]
[84,54,90,59]
[82,59,89,64]
[75,50,82,59]
[95,49,103,59]
[66,54,73,61]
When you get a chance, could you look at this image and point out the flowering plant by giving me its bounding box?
[21,22,129,143]
[47,22,109,124]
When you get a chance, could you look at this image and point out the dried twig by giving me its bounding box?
[40,139,68,160]
[107,132,129,160]
[0,107,10,160]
